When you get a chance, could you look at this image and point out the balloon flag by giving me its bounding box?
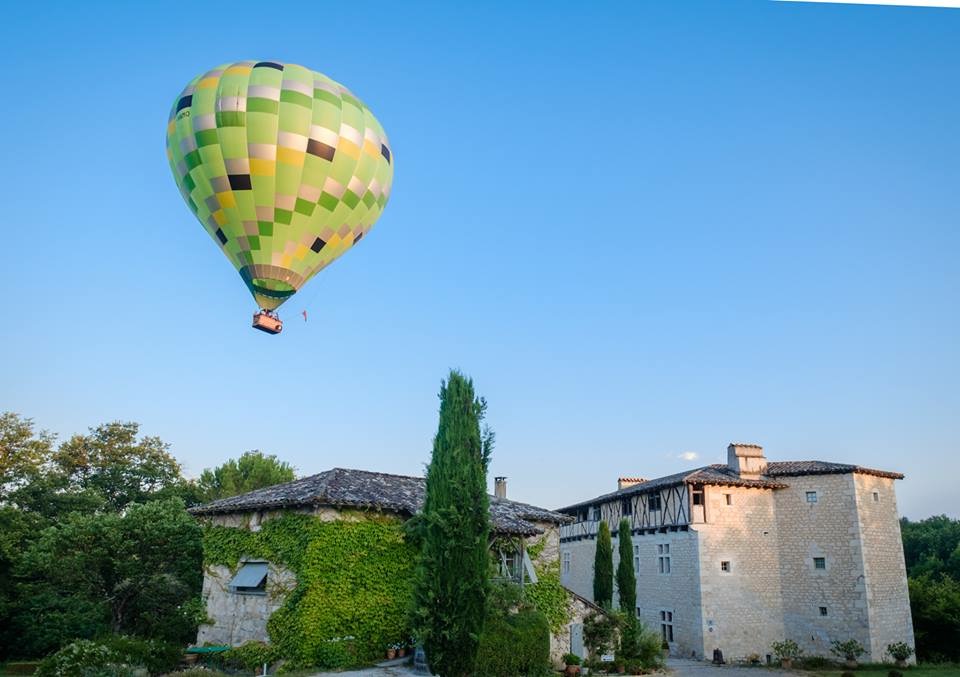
[166,61,393,311]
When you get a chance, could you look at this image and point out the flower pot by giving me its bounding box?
[398,647,406,658]
[895,659,907,668]
[387,648,397,660]
[781,658,793,669]
[845,659,858,669]
[564,666,580,677]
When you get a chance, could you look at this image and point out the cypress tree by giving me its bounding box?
[412,371,493,677]
[616,518,637,614]
[594,520,613,609]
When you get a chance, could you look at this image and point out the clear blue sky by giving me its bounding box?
[2,1,956,519]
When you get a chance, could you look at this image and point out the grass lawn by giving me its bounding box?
[804,665,960,677]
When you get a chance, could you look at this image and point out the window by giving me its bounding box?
[622,498,633,516]
[692,488,704,506]
[578,508,589,522]
[872,491,879,502]
[633,545,640,572]
[813,557,826,570]
[562,551,571,574]
[229,561,267,595]
[636,606,642,619]
[806,491,818,503]
[724,493,732,506]
[592,506,602,521]
[720,560,731,573]
[659,610,674,643]
[819,606,828,616]
[648,495,662,512]
[657,544,671,574]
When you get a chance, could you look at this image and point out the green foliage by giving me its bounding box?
[562,653,581,666]
[53,422,183,512]
[35,639,126,677]
[12,499,202,656]
[618,618,662,670]
[96,636,184,674]
[593,521,613,609]
[525,558,571,633]
[616,519,636,614]
[411,371,492,677]
[474,608,551,677]
[0,413,54,499]
[222,640,279,670]
[771,639,803,660]
[203,512,416,669]
[908,575,960,661]
[198,451,295,502]
[583,610,619,657]
[902,516,960,580]
[887,641,915,661]
[830,639,866,661]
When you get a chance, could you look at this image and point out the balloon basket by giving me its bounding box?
[252,311,283,335]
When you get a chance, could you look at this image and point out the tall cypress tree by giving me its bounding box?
[616,518,637,614]
[412,371,493,677]
[594,520,613,609]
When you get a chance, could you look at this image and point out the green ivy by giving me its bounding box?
[525,536,572,634]
[202,512,415,669]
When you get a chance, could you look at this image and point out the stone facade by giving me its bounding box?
[559,445,915,665]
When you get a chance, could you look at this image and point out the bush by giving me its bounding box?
[888,671,903,677]
[97,636,182,675]
[770,639,803,660]
[562,652,581,666]
[221,641,278,671]
[617,619,663,670]
[583,611,620,657]
[35,640,124,677]
[475,608,550,677]
[887,641,914,662]
[797,655,835,669]
[831,639,866,661]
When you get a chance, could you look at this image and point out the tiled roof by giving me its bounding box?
[766,460,904,480]
[189,467,570,536]
[557,459,903,513]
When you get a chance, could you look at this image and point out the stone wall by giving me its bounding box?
[196,561,297,646]
[853,474,916,663]
[774,474,872,658]
[694,485,785,662]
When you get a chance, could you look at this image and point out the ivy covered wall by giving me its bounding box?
[202,511,416,669]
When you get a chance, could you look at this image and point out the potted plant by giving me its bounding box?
[563,653,582,676]
[887,641,914,668]
[831,639,866,669]
[771,640,803,669]
[386,644,397,660]
[613,656,626,674]
[746,653,761,666]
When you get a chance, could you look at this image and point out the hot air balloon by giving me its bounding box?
[166,61,393,334]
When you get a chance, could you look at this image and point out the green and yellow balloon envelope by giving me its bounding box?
[166,61,393,311]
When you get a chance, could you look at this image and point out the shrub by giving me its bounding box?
[771,639,803,660]
[888,671,904,677]
[617,619,663,670]
[798,655,834,669]
[96,636,182,675]
[475,608,550,677]
[221,641,278,671]
[887,641,914,662]
[831,639,866,661]
[583,610,620,657]
[35,640,123,677]
[562,652,581,666]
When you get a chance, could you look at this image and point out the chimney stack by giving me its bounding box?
[727,443,767,478]
[618,477,647,491]
[494,476,507,499]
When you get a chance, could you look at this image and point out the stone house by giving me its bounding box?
[190,467,597,665]
[558,443,915,664]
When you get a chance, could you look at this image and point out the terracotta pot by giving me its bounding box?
[896,659,907,668]
[564,666,580,677]
[617,666,625,674]
[398,647,406,657]
[845,659,858,669]
[781,658,792,669]
[387,648,397,660]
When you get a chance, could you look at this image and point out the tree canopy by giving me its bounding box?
[197,450,295,501]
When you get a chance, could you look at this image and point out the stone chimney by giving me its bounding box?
[618,477,647,491]
[494,476,507,499]
[727,443,767,478]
